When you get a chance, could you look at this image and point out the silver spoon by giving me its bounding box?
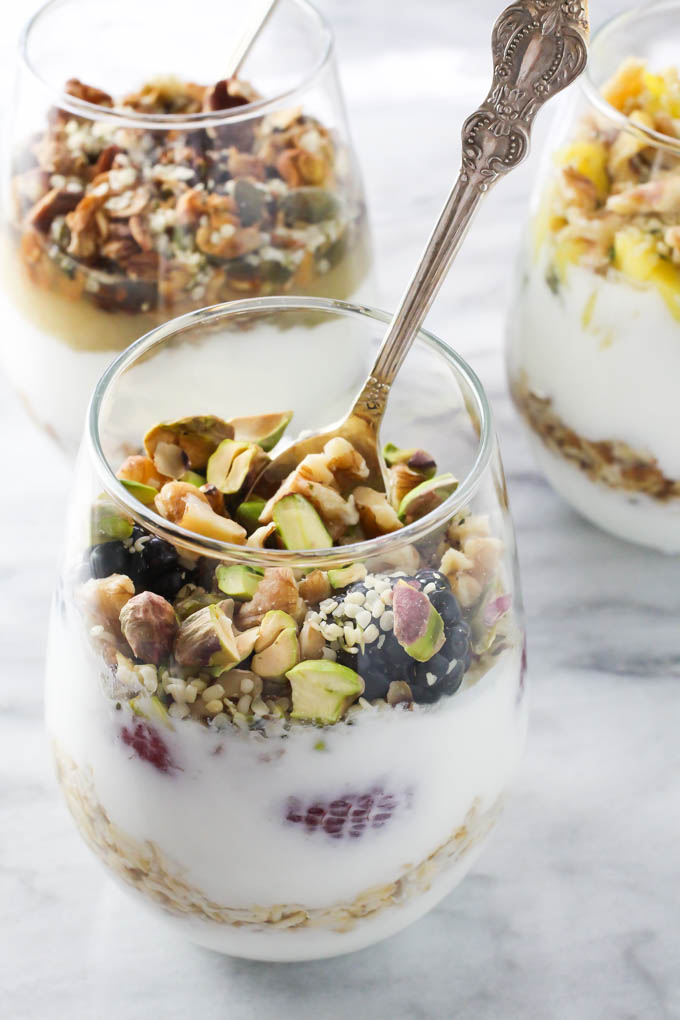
[224,0,279,79]
[251,0,589,496]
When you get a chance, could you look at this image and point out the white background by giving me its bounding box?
[2,2,680,1018]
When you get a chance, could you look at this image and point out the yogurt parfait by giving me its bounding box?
[2,0,371,451]
[507,2,680,552]
[47,298,527,960]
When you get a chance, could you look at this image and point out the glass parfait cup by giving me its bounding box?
[506,1,680,553]
[1,0,371,452]
[47,297,527,961]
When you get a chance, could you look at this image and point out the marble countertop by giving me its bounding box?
[2,1,680,1017]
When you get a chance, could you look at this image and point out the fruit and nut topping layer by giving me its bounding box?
[79,409,513,740]
[12,75,365,314]
[537,60,680,318]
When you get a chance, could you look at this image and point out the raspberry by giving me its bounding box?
[285,787,412,839]
[120,721,173,773]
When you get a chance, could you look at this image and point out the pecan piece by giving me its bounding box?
[203,78,250,113]
[64,78,114,107]
[91,144,122,177]
[226,148,267,181]
[28,186,82,233]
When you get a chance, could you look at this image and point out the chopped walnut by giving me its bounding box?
[79,574,134,642]
[299,617,325,659]
[236,567,303,629]
[353,487,402,537]
[117,455,169,490]
[155,481,210,522]
[440,513,503,608]
[388,463,425,511]
[299,569,331,605]
[247,523,277,548]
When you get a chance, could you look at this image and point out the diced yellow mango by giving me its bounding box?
[553,237,589,280]
[557,141,609,200]
[602,59,645,111]
[613,226,680,320]
[532,188,567,258]
[613,226,659,282]
[651,260,680,320]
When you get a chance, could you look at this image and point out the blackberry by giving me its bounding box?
[89,540,129,579]
[328,572,471,705]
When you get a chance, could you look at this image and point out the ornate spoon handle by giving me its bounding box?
[354,0,589,421]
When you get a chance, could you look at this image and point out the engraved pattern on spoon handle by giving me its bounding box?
[351,0,589,427]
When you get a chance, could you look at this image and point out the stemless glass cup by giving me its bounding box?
[1,0,372,453]
[46,297,527,962]
[506,1,680,553]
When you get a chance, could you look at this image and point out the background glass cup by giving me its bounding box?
[47,296,527,961]
[1,0,372,452]
[506,1,680,553]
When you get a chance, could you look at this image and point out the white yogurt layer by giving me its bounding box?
[46,603,526,958]
[527,432,680,553]
[508,250,680,480]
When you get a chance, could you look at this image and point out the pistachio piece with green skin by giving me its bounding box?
[119,479,158,506]
[397,473,458,524]
[174,603,240,671]
[251,610,299,679]
[392,580,445,662]
[273,493,332,550]
[215,564,263,600]
[327,563,367,589]
[383,443,437,477]
[144,415,234,471]
[206,439,269,496]
[129,694,173,729]
[173,587,225,621]
[234,179,268,226]
[236,627,260,662]
[252,628,300,678]
[91,498,134,544]
[236,497,267,531]
[120,591,178,664]
[254,610,298,652]
[286,660,364,724]
[182,470,206,487]
[282,187,340,225]
[260,260,294,285]
[228,412,293,452]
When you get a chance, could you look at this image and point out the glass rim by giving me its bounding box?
[581,0,680,157]
[19,0,334,132]
[87,296,495,569]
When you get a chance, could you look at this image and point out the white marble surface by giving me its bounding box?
[2,1,680,1017]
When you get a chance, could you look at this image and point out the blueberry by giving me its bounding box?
[141,537,178,577]
[150,569,187,601]
[415,569,451,593]
[89,541,129,579]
